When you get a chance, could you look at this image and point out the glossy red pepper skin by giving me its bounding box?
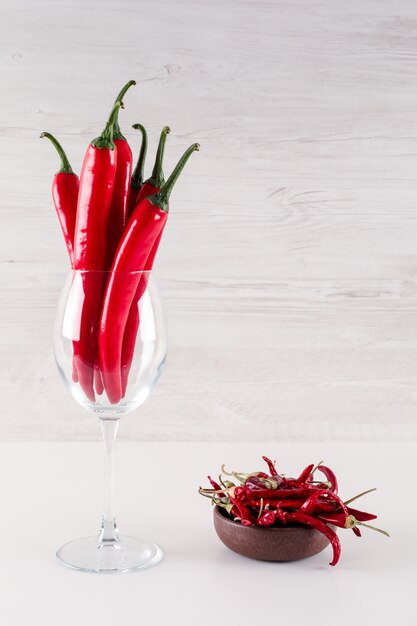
[104,138,132,270]
[127,123,148,219]
[72,103,121,401]
[99,143,199,403]
[103,81,136,272]
[40,132,79,267]
[120,180,163,397]
[120,127,170,396]
[99,199,167,403]
[286,511,341,566]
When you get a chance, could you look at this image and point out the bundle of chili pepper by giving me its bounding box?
[199,456,389,566]
[42,79,200,403]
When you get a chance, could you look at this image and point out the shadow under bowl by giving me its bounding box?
[213,506,331,562]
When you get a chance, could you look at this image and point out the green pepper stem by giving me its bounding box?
[92,101,123,150]
[113,80,136,140]
[147,126,171,188]
[131,123,148,188]
[150,143,200,212]
[40,132,74,174]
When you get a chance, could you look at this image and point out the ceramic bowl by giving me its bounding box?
[213,506,331,561]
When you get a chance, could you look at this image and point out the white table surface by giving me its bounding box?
[1,440,414,625]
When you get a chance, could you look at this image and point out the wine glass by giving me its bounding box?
[54,270,167,573]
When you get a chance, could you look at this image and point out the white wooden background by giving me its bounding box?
[0,0,416,441]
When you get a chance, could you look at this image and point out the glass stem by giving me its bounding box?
[98,418,120,544]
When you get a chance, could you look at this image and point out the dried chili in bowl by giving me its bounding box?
[199,456,389,566]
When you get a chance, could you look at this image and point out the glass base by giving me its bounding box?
[56,536,163,574]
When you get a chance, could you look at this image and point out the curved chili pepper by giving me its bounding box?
[317,465,338,494]
[207,476,225,498]
[120,126,171,396]
[127,123,148,218]
[262,456,278,476]
[40,132,79,267]
[104,80,136,271]
[234,487,317,501]
[346,507,377,522]
[297,463,315,484]
[256,510,276,527]
[286,511,341,566]
[72,101,121,401]
[229,498,253,526]
[298,489,328,515]
[99,143,199,403]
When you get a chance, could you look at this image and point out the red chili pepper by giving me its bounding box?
[298,489,328,515]
[234,487,316,501]
[72,101,121,401]
[120,126,171,396]
[317,465,338,494]
[347,507,377,522]
[256,510,276,527]
[352,527,362,537]
[296,463,315,484]
[104,80,136,270]
[262,456,278,476]
[207,476,225,498]
[99,143,199,403]
[127,123,148,218]
[286,512,341,566]
[40,132,79,267]
[247,498,308,509]
[318,512,351,528]
[229,499,254,527]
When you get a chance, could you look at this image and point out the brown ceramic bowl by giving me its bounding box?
[213,506,331,561]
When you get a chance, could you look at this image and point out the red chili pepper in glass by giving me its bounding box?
[120,126,171,396]
[286,511,341,566]
[99,143,199,404]
[72,101,121,401]
[104,80,136,270]
[40,132,79,267]
[127,123,148,218]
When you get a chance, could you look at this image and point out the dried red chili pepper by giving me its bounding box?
[40,132,79,267]
[72,101,122,401]
[298,489,328,515]
[296,463,315,484]
[104,80,136,271]
[256,510,276,527]
[262,456,278,476]
[207,476,225,498]
[286,511,341,566]
[99,143,199,403]
[317,465,338,493]
[347,506,377,522]
[234,487,316,501]
[127,123,148,218]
